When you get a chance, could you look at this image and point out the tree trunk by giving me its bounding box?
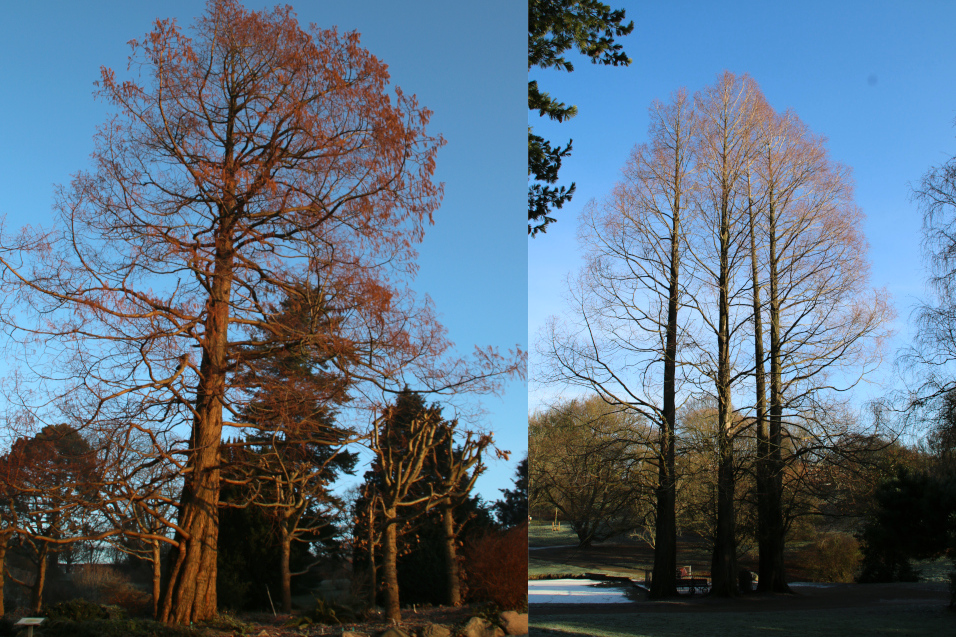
[650,451,677,598]
[152,540,162,619]
[159,219,235,624]
[367,504,377,608]
[441,504,461,606]
[382,508,401,621]
[710,189,738,597]
[748,193,774,591]
[31,542,49,613]
[280,525,292,614]
[710,409,738,596]
[766,200,791,593]
[0,534,7,617]
[650,158,682,600]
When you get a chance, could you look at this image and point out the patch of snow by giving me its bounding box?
[528,578,637,604]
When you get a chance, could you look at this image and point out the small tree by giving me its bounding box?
[226,287,358,614]
[529,397,653,548]
[857,466,956,582]
[2,425,99,612]
[363,390,493,621]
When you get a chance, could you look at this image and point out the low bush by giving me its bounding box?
[198,612,255,635]
[808,533,862,583]
[463,523,527,610]
[37,618,202,637]
[71,565,151,614]
[45,598,112,622]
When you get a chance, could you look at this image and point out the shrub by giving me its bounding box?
[37,618,202,637]
[45,598,111,622]
[463,522,527,610]
[71,566,150,613]
[808,533,862,583]
[199,613,255,635]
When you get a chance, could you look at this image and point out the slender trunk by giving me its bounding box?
[159,211,236,624]
[0,534,7,617]
[650,173,682,599]
[152,540,162,619]
[368,503,377,608]
[441,503,461,606]
[766,199,790,593]
[748,193,773,591]
[31,542,49,613]
[382,508,401,621]
[711,187,738,597]
[280,525,292,614]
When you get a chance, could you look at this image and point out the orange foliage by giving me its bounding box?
[463,523,528,610]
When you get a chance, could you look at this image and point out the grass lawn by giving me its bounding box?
[530,606,955,636]
[529,522,580,548]
[530,530,955,635]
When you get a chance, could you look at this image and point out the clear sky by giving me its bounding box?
[0,1,526,500]
[529,0,956,413]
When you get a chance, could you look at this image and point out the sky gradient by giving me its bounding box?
[0,1,526,499]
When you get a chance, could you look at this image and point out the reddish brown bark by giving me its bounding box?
[382,507,401,621]
[151,540,162,620]
[279,525,293,614]
[30,542,49,614]
[441,504,461,606]
[160,228,234,623]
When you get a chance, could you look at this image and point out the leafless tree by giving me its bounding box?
[537,88,697,597]
[747,106,892,591]
[529,396,654,548]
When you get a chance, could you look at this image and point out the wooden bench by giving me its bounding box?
[675,577,710,595]
[643,567,710,595]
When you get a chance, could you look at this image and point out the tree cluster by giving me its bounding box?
[537,72,891,597]
[0,0,522,624]
[351,390,498,619]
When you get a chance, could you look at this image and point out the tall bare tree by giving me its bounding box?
[686,71,765,596]
[538,89,696,597]
[748,107,892,592]
[0,1,519,623]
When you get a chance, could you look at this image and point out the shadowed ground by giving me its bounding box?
[530,525,954,636]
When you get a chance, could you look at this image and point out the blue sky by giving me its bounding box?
[0,1,526,500]
[529,0,956,413]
